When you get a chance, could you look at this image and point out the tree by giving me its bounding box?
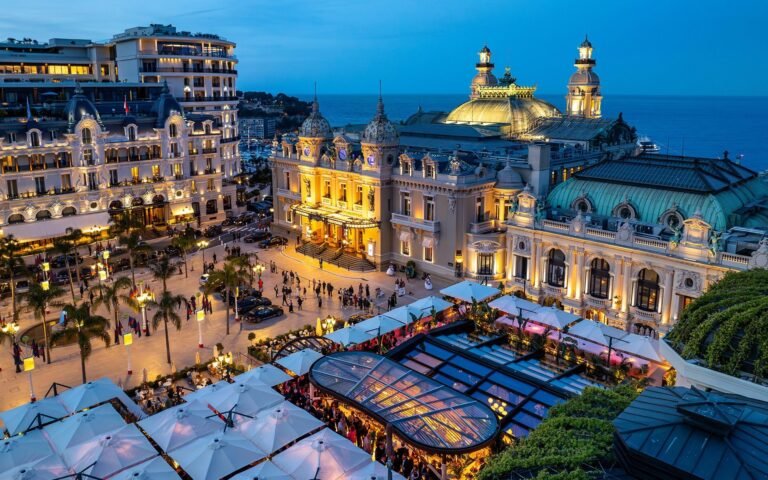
[109,210,145,237]
[148,255,176,294]
[171,233,196,278]
[24,283,65,364]
[51,303,111,383]
[119,232,152,287]
[148,291,189,364]
[205,259,251,335]
[0,236,26,322]
[91,276,132,343]
[52,229,83,303]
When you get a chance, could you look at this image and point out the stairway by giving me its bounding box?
[294,243,375,271]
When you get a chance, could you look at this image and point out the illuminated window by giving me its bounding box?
[356,185,363,205]
[29,131,40,147]
[547,249,566,287]
[636,269,660,312]
[339,183,347,202]
[401,192,411,216]
[152,165,160,177]
[169,123,178,138]
[81,128,92,144]
[424,246,433,263]
[424,197,435,221]
[589,258,611,299]
[401,240,410,256]
[478,253,494,275]
[323,180,331,198]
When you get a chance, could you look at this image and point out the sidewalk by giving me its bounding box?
[0,240,454,411]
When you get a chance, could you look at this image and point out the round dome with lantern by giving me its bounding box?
[299,95,332,139]
[65,83,103,132]
[361,95,399,145]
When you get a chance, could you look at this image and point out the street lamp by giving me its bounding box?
[123,333,133,375]
[23,356,35,402]
[2,321,21,372]
[137,288,152,337]
[196,309,205,348]
[102,250,110,275]
[197,240,209,272]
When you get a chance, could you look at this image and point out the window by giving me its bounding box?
[589,258,611,299]
[81,128,92,144]
[424,246,434,263]
[83,148,93,164]
[87,172,98,191]
[8,132,17,143]
[284,172,291,190]
[6,179,18,199]
[547,249,566,287]
[323,180,331,198]
[677,294,695,317]
[131,167,139,183]
[478,253,494,276]
[494,199,501,221]
[514,256,528,279]
[169,123,178,138]
[170,143,179,158]
[127,126,136,141]
[339,183,347,202]
[205,199,218,214]
[425,196,435,221]
[402,162,411,175]
[152,164,161,177]
[34,176,46,195]
[636,269,660,312]
[207,179,215,191]
[61,174,72,191]
[173,163,183,178]
[401,240,410,256]
[356,185,363,205]
[29,131,40,147]
[425,163,435,178]
[109,169,118,186]
[50,131,57,141]
[401,192,411,216]
[285,209,293,223]
[475,197,485,222]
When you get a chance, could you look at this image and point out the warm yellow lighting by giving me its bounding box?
[124,333,133,346]
[196,309,205,322]
[23,357,35,371]
[42,262,50,272]
[99,270,107,281]
[41,280,49,291]
[102,251,110,260]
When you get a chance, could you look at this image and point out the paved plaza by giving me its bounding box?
[0,228,453,411]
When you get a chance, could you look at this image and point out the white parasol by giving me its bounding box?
[208,381,284,417]
[439,280,499,303]
[170,430,267,480]
[1,454,70,480]
[0,430,57,472]
[230,460,292,480]
[234,364,292,387]
[529,306,580,330]
[137,400,224,452]
[56,378,145,419]
[44,403,126,452]
[353,316,405,337]
[238,401,324,454]
[0,397,68,435]
[61,424,157,479]
[324,327,375,347]
[109,456,182,480]
[488,295,541,317]
[346,460,407,480]
[275,348,324,376]
[272,428,370,480]
[408,296,453,316]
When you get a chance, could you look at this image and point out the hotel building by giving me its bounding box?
[271,40,768,337]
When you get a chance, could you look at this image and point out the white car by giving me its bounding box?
[199,274,210,286]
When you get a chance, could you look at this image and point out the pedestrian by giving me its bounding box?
[213,253,217,264]
[87,244,92,256]
[282,293,288,306]
[288,299,294,313]
[318,296,323,309]
[297,296,303,310]
[274,285,279,298]
[31,339,39,358]
[319,258,323,269]
[79,283,85,298]
[190,295,197,311]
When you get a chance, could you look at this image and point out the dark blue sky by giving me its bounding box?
[4,0,767,95]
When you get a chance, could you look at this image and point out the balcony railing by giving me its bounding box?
[220,135,241,144]
[202,148,218,154]
[140,67,237,74]
[178,96,238,103]
[630,306,661,324]
[5,187,76,200]
[390,213,440,233]
[469,219,497,234]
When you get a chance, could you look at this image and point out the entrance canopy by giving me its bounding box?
[292,204,379,229]
[309,351,498,454]
[0,212,110,242]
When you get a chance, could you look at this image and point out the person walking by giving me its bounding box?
[274,285,279,298]
[288,299,294,313]
[297,296,303,311]
[319,258,323,270]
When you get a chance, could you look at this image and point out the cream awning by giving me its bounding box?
[292,204,378,229]
[0,212,111,242]
[170,202,194,216]
[422,236,435,248]
[399,231,413,242]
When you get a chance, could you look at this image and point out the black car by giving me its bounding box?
[52,270,71,285]
[221,217,236,227]
[234,214,255,226]
[243,305,283,323]
[164,245,182,257]
[258,236,287,249]
[51,254,83,269]
[235,296,272,311]
[204,225,223,238]
[244,231,271,243]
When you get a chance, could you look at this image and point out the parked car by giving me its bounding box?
[221,216,236,227]
[15,280,30,294]
[52,270,71,285]
[199,273,210,286]
[244,231,271,243]
[113,257,132,272]
[164,245,182,257]
[233,295,272,310]
[204,225,223,238]
[258,236,287,249]
[79,267,93,280]
[243,305,284,323]
[51,254,82,269]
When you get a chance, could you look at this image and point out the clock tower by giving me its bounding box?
[297,92,332,165]
[360,94,399,176]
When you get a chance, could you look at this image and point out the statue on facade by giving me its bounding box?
[367,186,375,211]
[449,155,461,175]
[448,193,456,213]
[669,224,682,248]
[709,230,722,256]
[535,199,545,222]
[509,195,519,216]
[303,177,311,194]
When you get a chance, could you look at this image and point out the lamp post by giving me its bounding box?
[23,356,35,402]
[137,289,152,337]
[123,333,133,375]
[40,262,52,364]
[196,309,205,348]
[197,240,209,272]
[3,321,21,372]
[101,250,110,277]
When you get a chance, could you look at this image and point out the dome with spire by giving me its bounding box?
[569,69,600,86]
[299,95,332,138]
[361,95,399,145]
[580,35,592,48]
[65,84,102,132]
[151,81,184,128]
[496,161,524,188]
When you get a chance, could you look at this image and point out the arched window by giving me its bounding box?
[81,128,92,145]
[204,124,211,134]
[8,214,24,224]
[636,269,660,312]
[109,200,123,211]
[572,197,592,214]
[132,197,144,207]
[153,194,165,205]
[62,206,76,217]
[36,210,51,220]
[29,131,40,147]
[547,249,566,287]
[589,258,611,299]
[169,123,178,138]
[613,202,637,220]
[205,199,218,214]
[127,126,137,141]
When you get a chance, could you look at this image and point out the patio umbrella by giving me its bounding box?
[324,327,375,347]
[382,305,422,325]
[183,380,229,403]
[239,401,324,454]
[439,280,499,303]
[57,378,145,419]
[275,348,324,376]
[2,454,70,480]
[138,400,223,452]
[529,306,580,330]
[0,430,57,472]
[272,428,370,480]
[45,403,126,452]
[346,461,407,480]
[488,295,541,317]
[354,316,405,337]
[234,364,292,387]
[408,295,452,316]
[230,460,291,480]
[171,430,267,480]
[0,397,69,435]
[566,320,610,345]
[618,334,663,362]
[209,381,284,417]
[61,424,157,479]
[109,456,182,480]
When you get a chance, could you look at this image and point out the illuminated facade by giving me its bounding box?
[565,36,602,118]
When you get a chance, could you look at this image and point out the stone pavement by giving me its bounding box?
[0,236,455,411]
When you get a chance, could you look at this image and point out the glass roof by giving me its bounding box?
[309,351,498,454]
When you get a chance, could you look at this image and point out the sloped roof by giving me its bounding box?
[614,387,768,480]
[526,116,617,141]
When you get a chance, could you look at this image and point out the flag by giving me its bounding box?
[123,95,129,115]
[26,97,32,120]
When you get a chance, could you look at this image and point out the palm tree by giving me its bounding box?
[51,303,110,383]
[109,210,145,237]
[25,283,65,364]
[91,276,132,342]
[52,229,83,303]
[205,260,250,335]
[171,233,196,278]
[119,232,152,287]
[0,236,26,322]
[148,256,176,294]
[148,291,188,364]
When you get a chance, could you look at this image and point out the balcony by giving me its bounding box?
[469,218,498,234]
[5,187,76,200]
[390,213,440,233]
[630,306,661,325]
[585,294,612,310]
[220,135,241,144]
[140,67,237,74]
[202,148,218,154]
[178,96,239,103]
[544,284,565,298]
[277,188,300,201]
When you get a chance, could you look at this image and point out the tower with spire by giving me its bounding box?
[565,36,602,118]
[297,86,332,165]
[360,85,399,174]
[470,45,498,99]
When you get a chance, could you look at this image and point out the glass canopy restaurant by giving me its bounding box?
[309,351,499,455]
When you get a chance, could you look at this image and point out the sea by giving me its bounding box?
[295,94,768,172]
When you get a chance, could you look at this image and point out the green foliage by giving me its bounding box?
[478,386,638,480]
[666,269,768,381]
